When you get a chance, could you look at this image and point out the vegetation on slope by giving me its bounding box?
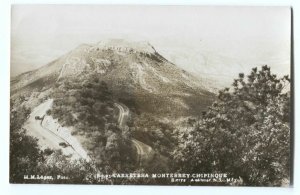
[50,72,136,173]
[10,65,291,186]
[173,65,291,186]
[10,102,97,184]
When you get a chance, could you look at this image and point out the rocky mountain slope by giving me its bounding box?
[11,39,215,116]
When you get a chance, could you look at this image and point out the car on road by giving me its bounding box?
[35,116,42,120]
[59,142,69,148]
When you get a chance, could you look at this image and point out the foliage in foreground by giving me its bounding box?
[173,65,290,186]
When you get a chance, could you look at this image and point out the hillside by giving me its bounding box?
[11,39,215,116]
[10,39,217,175]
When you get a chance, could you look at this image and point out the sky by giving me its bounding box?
[11,5,291,87]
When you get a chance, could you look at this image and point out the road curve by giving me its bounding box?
[132,138,153,166]
[114,103,153,166]
[115,103,129,127]
[24,99,88,160]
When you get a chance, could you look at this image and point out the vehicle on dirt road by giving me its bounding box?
[35,116,42,120]
[59,142,69,148]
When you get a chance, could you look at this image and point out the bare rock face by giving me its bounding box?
[93,39,157,54]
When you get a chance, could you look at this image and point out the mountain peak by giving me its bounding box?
[94,39,157,54]
[11,38,215,117]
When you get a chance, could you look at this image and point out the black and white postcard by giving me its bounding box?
[10,5,292,186]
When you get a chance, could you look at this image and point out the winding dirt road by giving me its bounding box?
[24,99,88,160]
[114,103,153,166]
[24,99,151,165]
